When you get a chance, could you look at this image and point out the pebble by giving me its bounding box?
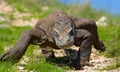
[17,66,25,70]
[19,60,27,65]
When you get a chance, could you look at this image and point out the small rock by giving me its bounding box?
[30,71,33,72]
[3,46,12,51]
[41,6,49,11]
[17,66,25,70]
[96,16,107,26]
[11,19,38,27]
[19,60,27,65]
[98,56,107,63]
[53,49,66,57]
[0,0,13,14]
[23,56,30,62]
[90,53,98,60]
[0,16,6,21]
[13,11,31,19]
[91,48,98,53]
[33,49,42,56]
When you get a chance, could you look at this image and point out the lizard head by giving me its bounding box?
[52,14,76,48]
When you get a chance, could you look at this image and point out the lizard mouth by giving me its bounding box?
[56,42,74,49]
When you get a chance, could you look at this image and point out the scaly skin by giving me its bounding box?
[0,10,105,69]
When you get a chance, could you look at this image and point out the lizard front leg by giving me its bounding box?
[0,28,47,62]
[72,29,92,69]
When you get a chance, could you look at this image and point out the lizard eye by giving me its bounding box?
[53,31,59,37]
[69,30,75,36]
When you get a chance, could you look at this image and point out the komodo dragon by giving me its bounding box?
[0,11,105,69]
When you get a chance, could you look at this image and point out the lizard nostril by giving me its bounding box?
[68,38,70,42]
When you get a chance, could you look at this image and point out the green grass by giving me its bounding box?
[0,25,119,71]
[98,25,120,70]
[0,27,65,72]
[0,61,15,71]
[26,58,65,72]
[101,60,120,71]
[0,27,32,53]
[0,27,30,72]
[98,25,120,57]
[7,0,63,19]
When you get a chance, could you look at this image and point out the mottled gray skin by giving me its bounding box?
[0,11,105,69]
